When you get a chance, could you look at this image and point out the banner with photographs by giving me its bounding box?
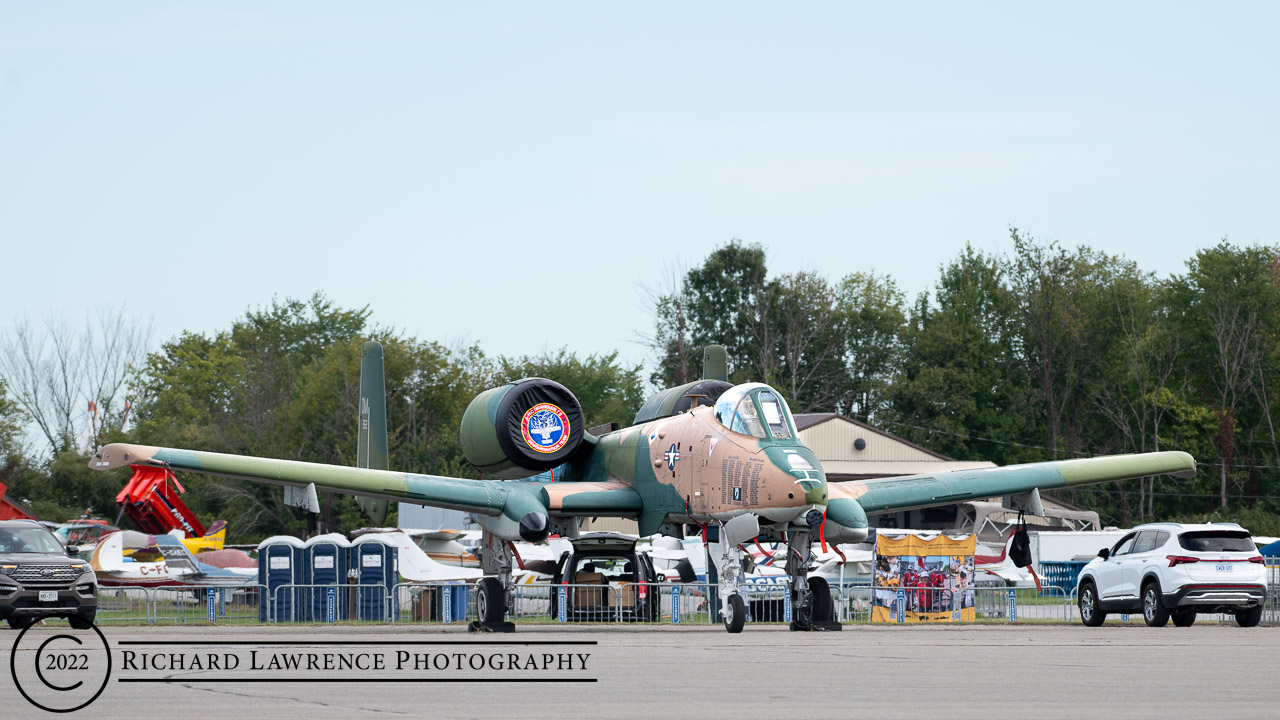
[872,532,976,623]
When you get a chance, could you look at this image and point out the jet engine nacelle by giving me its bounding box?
[460,377,586,479]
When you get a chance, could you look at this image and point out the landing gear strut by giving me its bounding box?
[716,539,748,634]
[470,529,516,633]
[785,529,841,631]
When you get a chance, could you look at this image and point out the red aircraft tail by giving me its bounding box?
[115,465,207,538]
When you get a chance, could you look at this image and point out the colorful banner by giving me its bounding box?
[872,532,976,623]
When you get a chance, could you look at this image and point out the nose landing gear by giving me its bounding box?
[717,536,749,634]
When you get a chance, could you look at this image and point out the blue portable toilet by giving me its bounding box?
[257,536,306,622]
[351,535,398,621]
[304,533,352,621]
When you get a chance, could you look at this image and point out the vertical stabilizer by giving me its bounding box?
[703,345,728,382]
[358,341,390,525]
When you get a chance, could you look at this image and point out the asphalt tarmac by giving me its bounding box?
[4,622,1275,719]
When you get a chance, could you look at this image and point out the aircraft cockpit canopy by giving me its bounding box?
[712,383,796,440]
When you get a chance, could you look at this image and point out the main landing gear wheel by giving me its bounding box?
[470,530,516,633]
[783,531,842,632]
[470,576,515,632]
[476,577,505,623]
[724,594,746,634]
[808,577,835,623]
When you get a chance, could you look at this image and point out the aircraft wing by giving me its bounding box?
[89,443,642,532]
[828,450,1196,515]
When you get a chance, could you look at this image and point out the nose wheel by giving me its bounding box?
[724,593,746,633]
[716,536,749,633]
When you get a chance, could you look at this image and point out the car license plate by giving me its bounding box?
[1216,563,1233,573]
[39,590,57,602]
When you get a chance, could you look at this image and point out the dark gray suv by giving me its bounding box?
[0,519,98,629]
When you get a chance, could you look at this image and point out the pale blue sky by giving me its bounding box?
[2,3,1276,372]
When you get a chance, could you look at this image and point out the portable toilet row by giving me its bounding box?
[257,534,399,622]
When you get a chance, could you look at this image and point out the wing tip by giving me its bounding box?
[88,442,161,471]
[1167,450,1197,478]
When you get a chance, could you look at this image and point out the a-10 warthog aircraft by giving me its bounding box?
[89,344,1196,632]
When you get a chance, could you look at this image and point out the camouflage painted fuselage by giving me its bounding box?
[545,405,831,536]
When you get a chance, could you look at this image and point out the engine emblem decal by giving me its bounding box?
[522,403,570,453]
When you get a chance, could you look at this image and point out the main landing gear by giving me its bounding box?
[784,529,841,632]
[470,529,516,633]
[711,514,841,633]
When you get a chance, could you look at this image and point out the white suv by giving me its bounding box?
[1076,522,1267,628]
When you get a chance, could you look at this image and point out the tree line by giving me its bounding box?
[2,231,1278,540]
[0,296,644,541]
[650,233,1280,532]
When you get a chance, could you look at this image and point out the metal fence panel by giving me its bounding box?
[740,583,790,623]
[269,584,394,623]
[867,585,1073,623]
[152,585,265,625]
[1266,559,1280,627]
[512,583,716,625]
[838,585,873,624]
[393,583,475,624]
[94,586,154,624]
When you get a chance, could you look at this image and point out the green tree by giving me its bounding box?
[130,331,245,450]
[498,349,645,429]
[685,240,769,377]
[647,242,851,411]
[1089,270,1184,520]
[753,271,850,413]
[887,245,1034,466]
[129,294,651,541]
[647,283,698,388]
[0,379,39,518]
[834,271,906,421]
[230,293,371,460]
[1006,229,1140,460]
[1165,241,1280,508]
[648,241,769,387]
[129,293,375,541]
[0,378,23,463]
